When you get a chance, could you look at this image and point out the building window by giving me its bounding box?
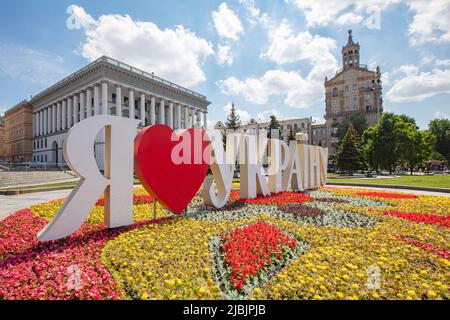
[353,84,357,90]
[302,123,305,129]
[112,93,116,103]
[332,88,338,97]
[345,85,349,92]
[294,124,298,131]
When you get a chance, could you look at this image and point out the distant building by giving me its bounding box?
[324,30,383,155]
[216,117,314,143]
[30,56,210,169]
[310,123,326,147]
[3,101,33,163]
[0,117,6,160]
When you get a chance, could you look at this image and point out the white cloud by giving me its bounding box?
[407,0,450,45]
[70,5,213,87]
[288,0,401,27]
[434,111,449,119]
[336,12,364,25]
[223,102,251,123]
[386,67,450,102]
[0,42,67,85]
[435,59,450,67]
[66,5,96,30]
[256,109,283,122]
[238,0,270,26]
[262,21,338,73]
[217,69,323,108]
[312,116,326,124]
[212,3,244,41]
[216,44,233,66]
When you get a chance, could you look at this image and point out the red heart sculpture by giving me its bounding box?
[134,125,210,214]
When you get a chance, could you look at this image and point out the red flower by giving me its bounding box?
[383,210,449,228]
[229,190,313,205]
[398,236,450,259]
[221,220,297,290]
[0,209,168,300]
[357,191,417,199]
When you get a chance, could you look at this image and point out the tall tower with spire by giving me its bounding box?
[323,30,383,156]
[342,30,360,69]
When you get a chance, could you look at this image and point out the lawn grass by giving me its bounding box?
[328,175,450,189]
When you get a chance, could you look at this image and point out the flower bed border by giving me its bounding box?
[209,220,309,299]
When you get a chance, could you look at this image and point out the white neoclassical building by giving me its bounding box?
[31,56,210,169]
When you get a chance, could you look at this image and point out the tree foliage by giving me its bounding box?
[427,118,450,164]
[362,113,432,174]
[266,115,281,139]
[225,103,241,131]
[336,123,364,175]
[337,113,369,140]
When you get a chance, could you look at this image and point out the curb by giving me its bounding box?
[0,182,143,195]
[326,181,450,194]
[0,185,76,195]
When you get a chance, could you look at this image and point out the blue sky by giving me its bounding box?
[0,0,449,129]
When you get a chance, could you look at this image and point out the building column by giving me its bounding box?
[184,106,190,129]
[203,111,207,129]
[43,108,48,134]
[86,87,92,118]
[115,85,122,117]
[101,81,108,115]
[168,101,174,128]
[33,113,36,137]
[150,96,156,125]
[40,110,44,136]
[79,90,85,121]
[56,102,61,132]
[190,107,196,128]
[129,89,135,119]
[176,104,181,130]
[140,93,146,125]
[52,104,56,133]
[67,97,73,128]
[158,98,165,124]
[73,94,79,124]
[62,100,67,130]
[48,106,52,133]
[94,84,100,116]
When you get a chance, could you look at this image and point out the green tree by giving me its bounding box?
[399,127,433,175]
[225,103,241,131]
[288,128,297,141]
[336,123,364,175]
[266,115,281,139]
[428,118,450,164]
[362,113,403,174]
[337,113,369,140]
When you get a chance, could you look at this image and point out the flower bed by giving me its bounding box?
[357,191,418,199]
[384,210,450,228]
[1,187,449,300]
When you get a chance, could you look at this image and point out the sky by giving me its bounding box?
[0,0,449,129]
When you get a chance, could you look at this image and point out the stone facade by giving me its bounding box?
[324,30,383,155]
[311,123,326,147]
[3,101,33,163]
[30,56,210,169]
[0,117,6,160]
[216,117,313,143]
